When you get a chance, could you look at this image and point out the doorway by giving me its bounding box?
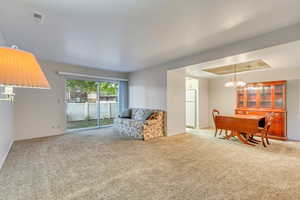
[65,80,119,130]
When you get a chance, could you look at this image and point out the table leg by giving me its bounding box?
[236,132,255,146]
[225,130,233,140]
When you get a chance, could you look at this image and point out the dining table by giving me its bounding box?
[214,114,265,145]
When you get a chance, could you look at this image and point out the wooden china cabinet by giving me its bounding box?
[235,80,287,140]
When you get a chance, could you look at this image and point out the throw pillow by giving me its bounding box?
[148,112,159,120]
[139,110,153,121]
[119,109,132,118]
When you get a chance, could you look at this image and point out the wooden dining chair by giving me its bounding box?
[212,109,226,137]
[257,112,275,147]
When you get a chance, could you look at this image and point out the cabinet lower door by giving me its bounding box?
[269,112,286,138]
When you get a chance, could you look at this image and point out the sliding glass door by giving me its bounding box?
[66,79,119,130]
[66,80,98,129]
[99,81,119,126]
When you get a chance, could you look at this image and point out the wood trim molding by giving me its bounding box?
[58,72,128,82]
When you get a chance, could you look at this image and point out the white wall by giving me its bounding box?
[14,60,128,140]
[0,88,14,169]
[0,32,14,170]
[0,32,5,45]
[198,78,209,128]
[129,67,167,110]
[167,69,185,136]
[286,79,300,141]
[208,67,300,140]
[208,79,236,117]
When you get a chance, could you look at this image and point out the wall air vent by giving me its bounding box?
[202,59,271,75]
[33,12,44,24]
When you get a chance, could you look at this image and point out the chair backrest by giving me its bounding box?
[265,112,275,131]
[212,109,220,125]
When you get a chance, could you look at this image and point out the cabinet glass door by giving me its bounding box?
[259,85,272,108]
[274,84,284,109]
[247,86,257,108]
[237,88,244,107]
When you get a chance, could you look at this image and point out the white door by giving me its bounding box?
[186,89,197,128]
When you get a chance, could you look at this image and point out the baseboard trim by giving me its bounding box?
[0,140,13,171]
[166,132,187,137]
[14,132,65,143]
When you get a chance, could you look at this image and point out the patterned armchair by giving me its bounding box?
[114,108,165,140]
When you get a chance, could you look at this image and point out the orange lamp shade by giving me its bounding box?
[0,47,50,89]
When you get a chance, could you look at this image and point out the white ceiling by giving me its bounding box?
[1,0,300,72]
[185,40,300,78]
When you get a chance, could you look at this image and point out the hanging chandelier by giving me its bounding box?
[224,64,246,88]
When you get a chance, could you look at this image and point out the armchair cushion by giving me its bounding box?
[114,118,144,139]
[132,109,153,121]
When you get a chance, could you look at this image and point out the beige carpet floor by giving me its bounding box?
[1,128,300,200]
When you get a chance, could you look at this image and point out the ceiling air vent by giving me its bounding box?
[33,12,44,24]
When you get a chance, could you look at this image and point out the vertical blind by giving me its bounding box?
[118,81,129,113]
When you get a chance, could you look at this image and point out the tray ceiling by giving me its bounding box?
[202,60,270,75]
